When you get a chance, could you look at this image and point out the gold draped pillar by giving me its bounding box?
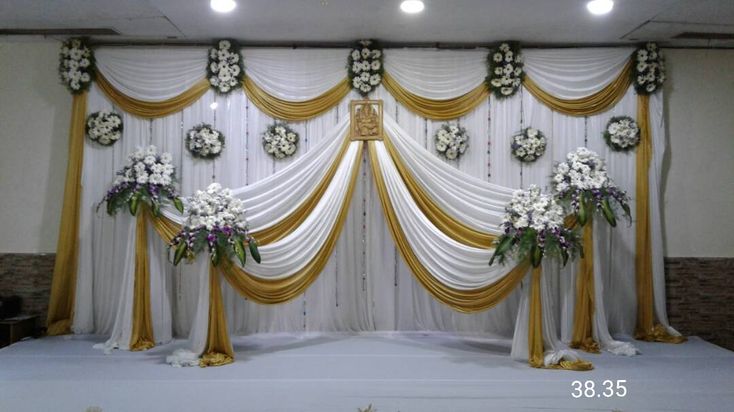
[200,264,235,367]
[570,219,600,353]
[46,92,87,335]
[129,209,155,351]
[243,77,351,122]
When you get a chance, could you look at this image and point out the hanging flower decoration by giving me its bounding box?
[348,39,384,96]
[102,145,183,217]
[85,111,123,146]
[207,39,244,95]
[170,183,261,267]
[511,127,546,163]
[186,123,225,159]
[552,147,631,228]
[633,42,665,95]
[490,185,580,268]
[486,42,524,99]
[262,121,299,159]
[434,123,469,160]
[58,38,95,94]
[603,116,640,151]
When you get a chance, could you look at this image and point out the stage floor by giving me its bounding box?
[1,332,733,412]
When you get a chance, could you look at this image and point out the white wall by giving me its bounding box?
[0,40,732,256]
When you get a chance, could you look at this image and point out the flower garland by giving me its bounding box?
[511,127,546,162]
[486,42,524,98]
[348,39,384,96]
[58,38,95,94]
[552,147,631,227]
[262,122,299,159]
[85,111,123,146]
[434,123,469,160]
[633,42,665,95]
[103,145,183,217]
[490,185,580,268]
[170,183,260,267]
[186,124,225,159]
[207,39,244,95]
[603,116,640,151]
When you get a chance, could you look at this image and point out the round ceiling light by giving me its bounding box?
[586,0,613,15]
[211,0,236,13]
[400,0,425,14]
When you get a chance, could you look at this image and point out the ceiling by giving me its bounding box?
[1,0,733,47]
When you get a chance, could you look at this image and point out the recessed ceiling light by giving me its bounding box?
[211,0,236,13]
[400,0,424,14]
[587,0,613,15]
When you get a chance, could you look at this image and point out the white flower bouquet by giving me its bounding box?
[58,38,94,94]
[511,127,546,162]
[348,39,384,96]
[490,185,581,268]
[207,39,244,95]
[86,111,123,146]
[552,148,631,227]
[103,145,183,216]
[262,122,299,159]
[170,183,260,267]
[486,42,524,98]
[603,116,640,151]
[633,42,665,95]
[186,124,225,159]
[434,123,469,160]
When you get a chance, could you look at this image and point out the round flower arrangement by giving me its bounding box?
[490,185,580,268]
[207,39,244,95]
[603,116,640,151]
[434,123,469,160]
[511,127,546,162]
[262,122,299,159]
[486,42,524,98]
[348,39,383,96]
[58,38,95,94]
[186,124,225,159]
[552,147,631,227]
[633,42,665,95]
[86,111,123,146]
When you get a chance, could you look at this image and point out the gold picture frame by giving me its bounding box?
[349,100,383,141]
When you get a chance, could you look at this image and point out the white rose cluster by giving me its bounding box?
[208,39,244,94]
[634,42,665,95]
[503,185,565,233]
[58,38,94,93]
[511,127,546,162]
[348,39,383,96]
[86,111,123,146]
[186,124,225,159]
[552,147,609,195]
[604,116,640,151]
[262,122,299,159]
[114,145,175,188]
[185,183,248,232]
[434,123,469,160]
[487,42,524,98]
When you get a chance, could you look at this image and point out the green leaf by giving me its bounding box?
[106,200,115,216]
[530,244,543,268]
[152,202,161,218]
[561,249,569,267]
[234,239,247,266]
[173,242,187,266]
[601,199,617,227]
[173,197,185,213]
[211,246,221,266]
[129,195,140,216]
[249,239,261,264]
[578,197,588,227]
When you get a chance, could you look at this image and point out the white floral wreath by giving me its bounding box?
[262,122,299,159]
[487,42,524,98]
[208,39,244,95]
[604,116,640,151]
[86,111,123,146]
[348,39,383,96]
[186,124,225,159]
[434,123,469,160]
[633,42,665,95]
[511,127,546,163]
[58,38,94,94]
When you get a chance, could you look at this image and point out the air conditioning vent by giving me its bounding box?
[673,32,734,40]
[0,28,119,36]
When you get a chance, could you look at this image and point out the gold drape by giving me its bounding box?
[130,209,155,351]
[47,92,87,335]
[243,77,351,122]
[570,219,600,353]
[96,73,210,119]
[201,264,234,367]
[523,60,633,116]
[382,135,495,249]
[634,95,686,344]
[382,73,489,120]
